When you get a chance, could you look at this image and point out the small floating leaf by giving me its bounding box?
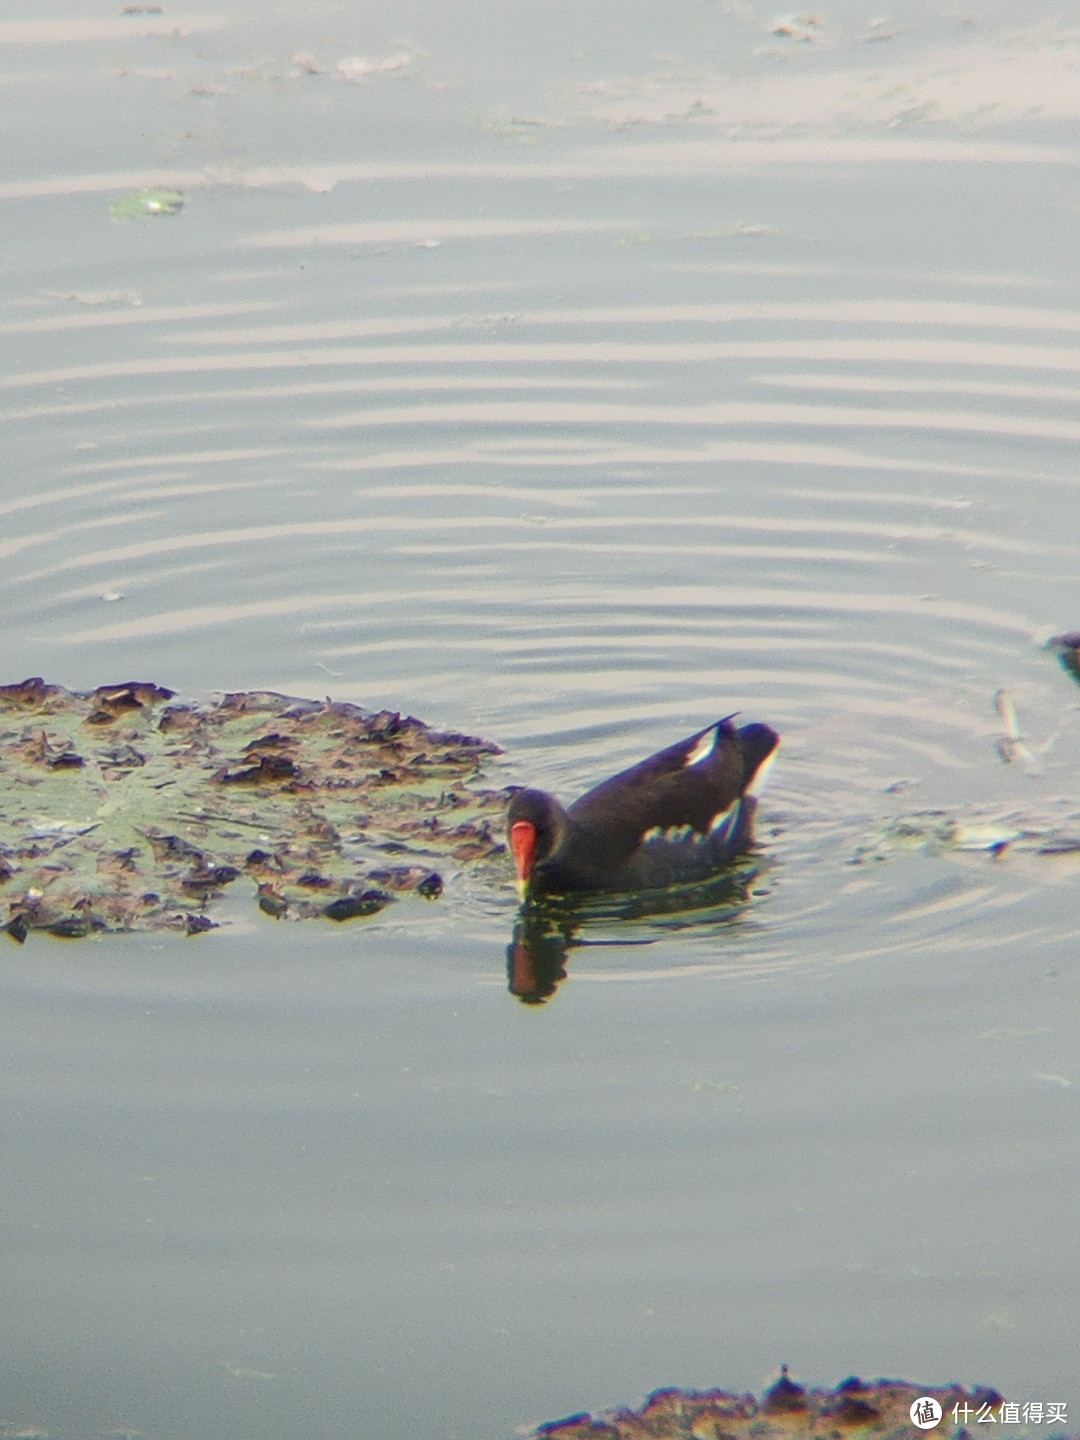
[47,917,94,939]
[109,187,186,221]
[416,872,443,899]
[324,890,392,921]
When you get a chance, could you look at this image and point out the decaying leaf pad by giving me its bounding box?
[0,679,510,939]
[529,1372,1071,1440]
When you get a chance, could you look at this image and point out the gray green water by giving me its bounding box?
[1,3,1079,1437]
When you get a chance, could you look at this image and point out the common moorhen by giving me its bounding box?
[507,716,779,898]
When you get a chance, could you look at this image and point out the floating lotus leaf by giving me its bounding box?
[528,1373,1072,1440]
[0,679,509,939]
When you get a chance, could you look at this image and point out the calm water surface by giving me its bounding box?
[1,3,1079,1437]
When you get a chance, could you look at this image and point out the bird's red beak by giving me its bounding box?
[510,820,537,896]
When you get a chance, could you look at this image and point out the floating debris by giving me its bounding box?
[335,52,413,81]
[45,289,143,307]
[681,222,781,240]
[0,679,508,940]
[1048,630,1080,686]
[769,13,824,41]
[850,811,1022,863]
[222,1363,275,1381]
[994,689,1044,774]
[861,17,901,43]
[109,187,185,222]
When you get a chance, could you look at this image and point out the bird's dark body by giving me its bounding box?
[507,716,779,897]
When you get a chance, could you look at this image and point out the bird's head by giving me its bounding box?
[506,788,568,898]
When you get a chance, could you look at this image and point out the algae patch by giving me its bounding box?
[0,679,508,940]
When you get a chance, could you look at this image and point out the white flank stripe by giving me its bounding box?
[641,822,699,845]
[684,725,718,768]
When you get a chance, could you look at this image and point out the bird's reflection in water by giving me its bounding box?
[506,863,767,1004]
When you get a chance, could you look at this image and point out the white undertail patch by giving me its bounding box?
[708,801,738,835]
[683,725,718,768]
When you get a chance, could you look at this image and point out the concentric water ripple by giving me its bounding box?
[4,119,1080,979]
[5,12,1080,1439]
